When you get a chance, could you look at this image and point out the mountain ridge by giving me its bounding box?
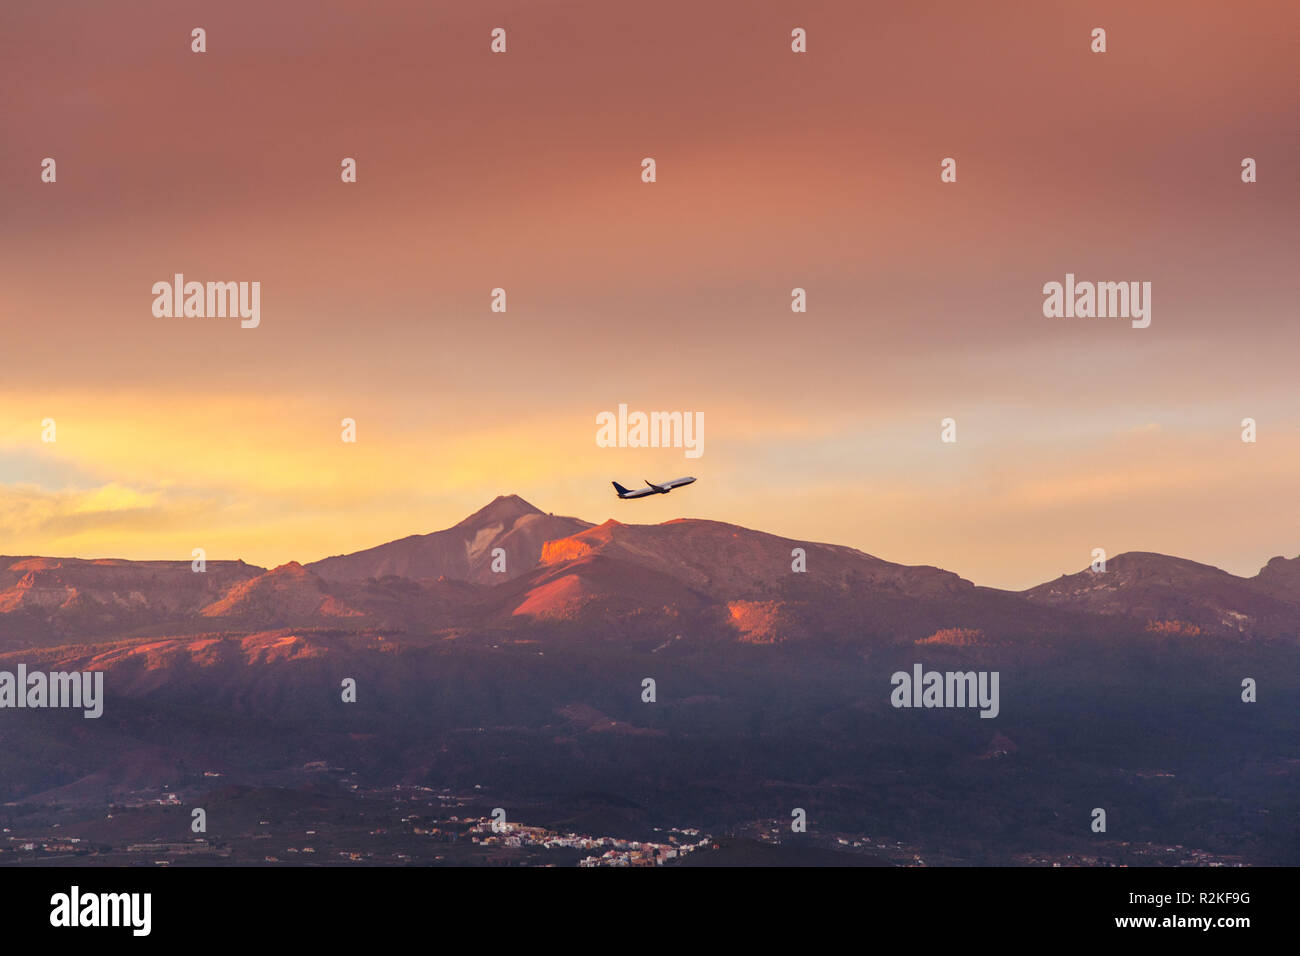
[2,496,1298,646]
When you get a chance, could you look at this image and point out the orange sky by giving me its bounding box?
[2,0,1298,589]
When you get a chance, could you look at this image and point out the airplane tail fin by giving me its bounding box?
[612,481,632,497]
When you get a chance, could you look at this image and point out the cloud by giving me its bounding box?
[1,481,166,537]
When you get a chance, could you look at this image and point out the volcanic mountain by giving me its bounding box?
[4,497,1299,648]
[306,494,592,584]
[1021,551,1300,637]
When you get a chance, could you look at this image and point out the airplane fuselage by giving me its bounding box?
[612,477,696,499]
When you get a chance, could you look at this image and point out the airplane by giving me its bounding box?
[612,477,696,499]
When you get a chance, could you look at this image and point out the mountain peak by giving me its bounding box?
[454,494,543,529]
[306,496,590,585]
[1253,553,1300,602]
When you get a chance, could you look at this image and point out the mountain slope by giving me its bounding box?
[536,517,971,599]
[200,562,365,624]
[500,517,1079,646]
